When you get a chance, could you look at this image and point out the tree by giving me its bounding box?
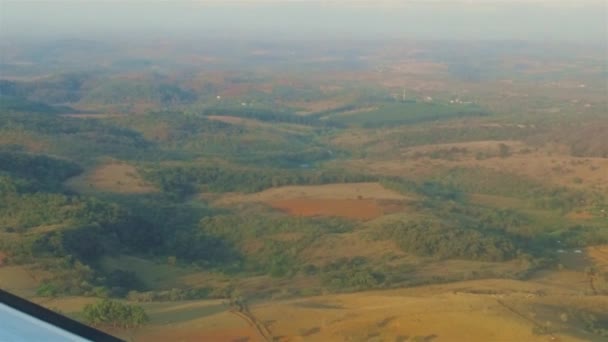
[498,143,511,158]
[83,299,149,328]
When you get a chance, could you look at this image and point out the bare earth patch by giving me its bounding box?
[566,211,595,220]
[269,198,384,220]
[66,162,156,194]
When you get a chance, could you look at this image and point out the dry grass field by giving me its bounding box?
[464,153,608,191]
[215,183,410,205]
[0,265,48,296]
[341,143,608,194]
[303,230,405,264]
[588,245,608,273]
[288,99,352,115]
[0,132,49,153]
[43,274,607,342]
[65,162,156,194]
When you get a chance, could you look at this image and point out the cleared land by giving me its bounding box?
[65,162,156,194]
[269,198,384,220]
[214,183,412,220]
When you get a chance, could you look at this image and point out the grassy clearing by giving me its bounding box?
[66,162,156,194]
[214,182,410,205]
[0,265,47,295]
[99,255,197,289]
[587,245,608,273]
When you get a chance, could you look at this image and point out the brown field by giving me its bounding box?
[565,211,596,221]
[213,183,413,220]
[65,162,156,194]
[269,198,384,220]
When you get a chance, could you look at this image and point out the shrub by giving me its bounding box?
[83,299,148,328]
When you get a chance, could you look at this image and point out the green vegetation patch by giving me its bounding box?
[83,299,148,328]
[382,219,517,262]
[142,162,375,199]
[201,214,355,277]
[326,102,488,127]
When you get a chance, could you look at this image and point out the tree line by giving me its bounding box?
[142,163,376,199]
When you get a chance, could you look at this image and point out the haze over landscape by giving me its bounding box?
[2,0,606,40]
[0,0,607,341]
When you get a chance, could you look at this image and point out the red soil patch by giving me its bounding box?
[566,211,595,220]
[269,198,384,220]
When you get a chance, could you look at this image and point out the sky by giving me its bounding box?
[0,0,606,42]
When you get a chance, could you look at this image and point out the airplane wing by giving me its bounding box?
[0,289,122,342]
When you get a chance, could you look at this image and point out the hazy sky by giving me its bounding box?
[1,0,606,42]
